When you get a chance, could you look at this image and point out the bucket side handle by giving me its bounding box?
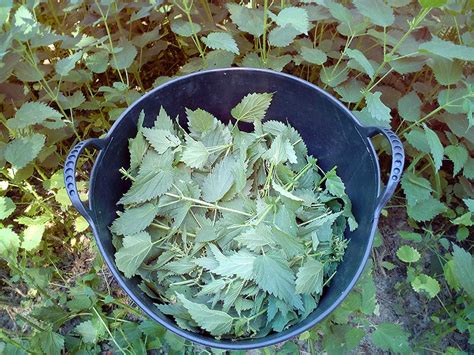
[365,127,405,215]
[64,138,107,224]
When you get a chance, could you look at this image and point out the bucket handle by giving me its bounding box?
[366,127,405,215]
[64,138,107,224]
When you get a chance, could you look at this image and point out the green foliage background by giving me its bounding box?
[0,0,472,353]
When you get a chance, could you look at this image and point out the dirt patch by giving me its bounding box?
[359,207,469,352]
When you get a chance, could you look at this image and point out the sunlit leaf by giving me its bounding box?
[354,0,394,27]
[202,32,239,55]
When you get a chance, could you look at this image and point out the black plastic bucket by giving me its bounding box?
[64,68,404,350]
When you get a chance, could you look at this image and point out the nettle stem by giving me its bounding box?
[261,0,269,64]
[297,211,332,227]
[263,162,275,195]
[94,0,126,85]
[244,308,267,322]
[179,0,206,60]
[353,7,431,110]
[399,92,474,135]
[164,192,252,217]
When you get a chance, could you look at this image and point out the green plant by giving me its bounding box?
[0,0,472,353]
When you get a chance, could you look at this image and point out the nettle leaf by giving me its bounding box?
[411,274,440,298]
[407,197,447,222]
[231,92,273,123]
[186,108,217,134]
[401,172,432,206]
[13,5,39,40]
[58,91,86,110]
[274,7,310,34]
[0,196,15,220]
[201,156,235,202]
[263,135,297,164]
[14,61,44,82]
[119,169,174,205]
[267,54,292,71]
[75,319,103,344]
[206,50,235,69]
[295,258,324,295]
[398,231,422,243]
[182,138,209,169]
[0,0,12,28]
[115,231,153,278]
[396,245,420,263]
[9,102,62,129]
[334,79,364,103]
[437,88,467,115]
[112,39,137,70]
[241,52,263,68]
[325,2,353,27]
[398,91,421,122]
[268,25,300,47]
[371,323,411,353]
[354,0,394,27]
[202,121,232,148]
[40,329,64,355]
[464,157,474,179]
[444,260,460,291]
[55,50,82,76]
[262,120,287,136]
[464,198,474,213]
[272,182,303,202]
[463,98,474,129]
[177,294,233,336]
[142,128,180,154]
[0,227,20,257]
[365,92,391,122]
[389,57,425,74]
[195,225,218,243]
[405,129,430,153]
[171,19,202,37]
[210,247,256,280]
[234,224,276,251]
[419,36,474,61]
[129,115,147,171]
[154,106,174,131]
[325,169,346,198]
[445,144,468,176]
[21,224,45,251]
[227,3,264,37]
[111,203,158,236]
[321,65,349,87]
[452,212,472,227]
[423,123,444,171]
[300,46,327,65]
[428,55,463,86]
[202,32,239,55]
[452,244,474,298]
[345,48,374,78]
[253,253,297,304]
[85,50,109,73]
[5,133,45,169]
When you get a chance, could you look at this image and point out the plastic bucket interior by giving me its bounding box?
[64,68,404,350]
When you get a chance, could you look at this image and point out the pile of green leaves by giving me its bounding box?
[111,92,356,338]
